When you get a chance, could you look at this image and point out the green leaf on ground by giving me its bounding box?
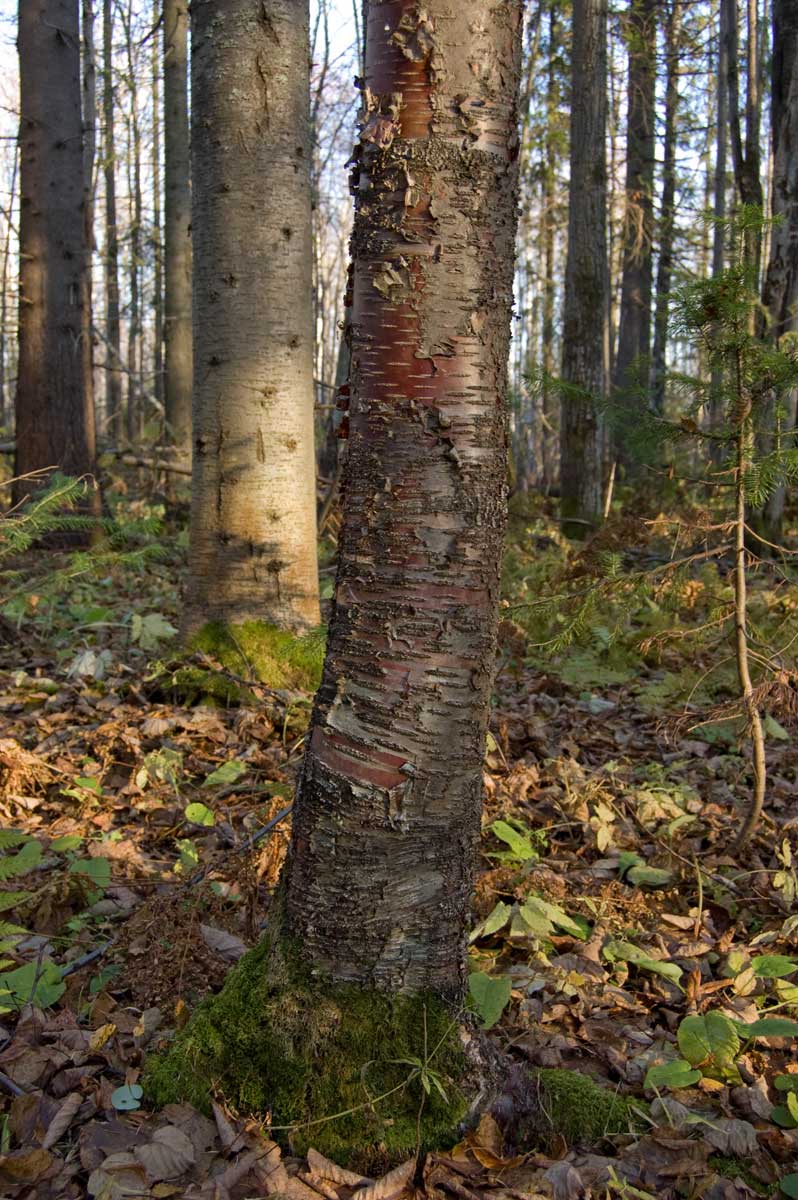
[677,1012,740,1069]
[468,971,512,1030]
[203,760,248,788]
[644,1060,702,1090]
[185,802,216,827]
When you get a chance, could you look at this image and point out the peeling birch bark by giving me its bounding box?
[284,0,523,997]
[186,0,321,634]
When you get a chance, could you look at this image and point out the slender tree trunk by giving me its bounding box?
[163,0,192,452]
[560,0,610,537]
[185,0,321,634]
[710,0,730,445]
[725,0,764,280]
[651,0,681,415]
[0,148,18,426]
[152,0,164,409]
[285,0,522,993]
[124,2,143,444]
[82,0,97,444]
[14,0,96,504]
[103,0,123,442]
[758,0,798,540]
[540,1,559,491]
[613,0,657,415]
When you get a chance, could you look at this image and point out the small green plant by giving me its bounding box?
[644,1008,798,1092]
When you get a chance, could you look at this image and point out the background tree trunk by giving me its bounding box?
[651,0,682,415]
[613,0,657,412]
[185,0,321,635]
[758,0,798,540]
[725,0,764,279]
[284,0,523,995]
[82,0,97,444]
[0,148,18,427]
[152,0,164,410]
[163,0,192,453]
[560,0,610,537]
[709,0,730,446]
[102,0,123,443]
[14,0,96,503]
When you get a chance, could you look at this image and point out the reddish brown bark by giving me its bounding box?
[283,0,523,998]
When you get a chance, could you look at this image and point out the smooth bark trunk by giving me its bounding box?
[185,0,321,634]
[725,0,764,280]
[163,0,192,451]
[14,0,96,503]
[560,0,610,537]
[710,0,730,445]
[283,0,523,995]
[102,0,123,442]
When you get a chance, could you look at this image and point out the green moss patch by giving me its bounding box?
[157,621,326,705]
[144,937,471,1171]
[530,1069,647,1147]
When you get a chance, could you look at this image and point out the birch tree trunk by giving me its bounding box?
[560,0,610,536]
[0,148,18,426]
[14,0,96,503]
[102,0,123,442]
[163,0,192,452]
[150,1,523,1161]
[185,0,321,634]
[613,0,657,413]
[284,0,522,996]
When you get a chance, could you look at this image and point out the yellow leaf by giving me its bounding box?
[89,1022,116,1052]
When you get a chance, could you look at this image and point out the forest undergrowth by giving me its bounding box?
[0,478,797,1198]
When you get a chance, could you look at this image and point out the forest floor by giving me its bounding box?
[0,483,797,1199]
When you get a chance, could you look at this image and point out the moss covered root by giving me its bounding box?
[530,1069,646,1147]
[144,938,472,1171]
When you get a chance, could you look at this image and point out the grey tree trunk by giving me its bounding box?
[124,1,143,443]
[163,0,192,452]
[185,0,321,634]
[102,0,123,442]
[758,0,798,540]
[82,0,97,442]
[613,0,657,415]
[0,148,18,426]
[651,0,681,415]
[560,0,610,537]
[152,0,164,409]
[14,0,96,503]
[709,0,730,445]
[540,2,560,491]
[724,0,764,280]
[283,0,523,996]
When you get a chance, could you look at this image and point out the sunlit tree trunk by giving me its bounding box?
[123,1,143,443]
[163,0,192,452]
[613,0,657,417]
[284,0,522,994]
[540,1,560,491]
[185,0,321,634]
[14,0,96,503]
[560,0,610,537]
[102,0,123,443]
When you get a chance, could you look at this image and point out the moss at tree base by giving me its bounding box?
[144,936,473,1172]
[526,1069,647,1147]
[161,621,326,705]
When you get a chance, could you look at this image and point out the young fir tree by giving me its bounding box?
[148,0,523,1166]
[183,0,321,638]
